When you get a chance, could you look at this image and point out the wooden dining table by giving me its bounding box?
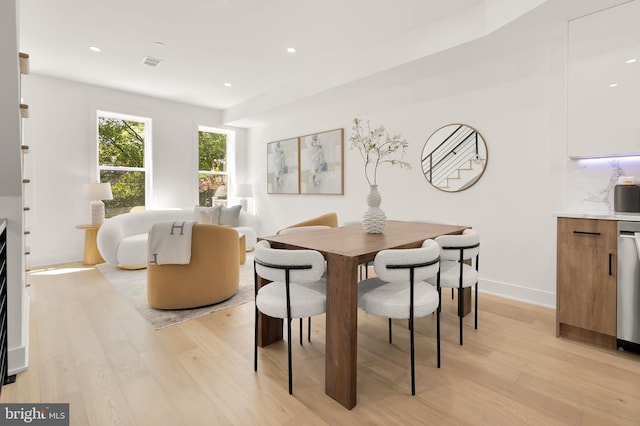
[258,220,469,409]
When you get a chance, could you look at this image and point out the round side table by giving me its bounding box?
[76,224,105,265]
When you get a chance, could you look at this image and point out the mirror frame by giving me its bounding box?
[421,123,488,192]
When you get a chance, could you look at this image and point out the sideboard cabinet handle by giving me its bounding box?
[609,253,613,276]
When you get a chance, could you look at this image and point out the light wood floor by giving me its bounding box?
[2,263,640,425]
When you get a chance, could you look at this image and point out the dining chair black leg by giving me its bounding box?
[437,275,442,368]
[287,316,293,395]
[475,282,478,330]
[458,285,463,346]
[254,305,258,372]
[308,317,311,342]
[410,315,415,396]
[388,318,393,344]
[451,288,454,299]
[299,318,303,345]
[436,304,441,368]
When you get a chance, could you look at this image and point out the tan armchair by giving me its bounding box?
[147,224,240,309]
[276,212,338,235]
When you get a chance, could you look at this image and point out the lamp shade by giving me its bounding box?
[236,183,253,198]
[84,182,113,201]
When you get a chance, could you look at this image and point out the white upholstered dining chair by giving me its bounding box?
[253,240,326,395]
[276,225,331,235]
[431,229,480,345]
[410,218,458,299]
[275,219,334,342]
[357,239,441,395]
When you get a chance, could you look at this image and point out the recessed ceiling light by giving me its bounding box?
[627,58,637,64]
[609,83,619,88]
[155,41,165,47]
[287,47,296,54]
[224,82,232,87]
[89,46,101,52]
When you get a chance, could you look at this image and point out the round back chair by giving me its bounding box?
[433,228,480,345]
[253,240,326,395]
[358,239,441,395]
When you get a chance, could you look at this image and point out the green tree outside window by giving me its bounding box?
[98,115,147,217]
[199,130,227,207]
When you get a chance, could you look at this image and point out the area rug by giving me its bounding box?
[97,252,255,329]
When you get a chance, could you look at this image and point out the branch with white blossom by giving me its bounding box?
[349,118,410,185]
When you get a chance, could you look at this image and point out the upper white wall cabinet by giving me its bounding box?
[567,0,640,158]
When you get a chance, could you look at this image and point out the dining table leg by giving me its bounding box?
[256,276,283,347]
[324,253,359,409]
[461,287,472,316]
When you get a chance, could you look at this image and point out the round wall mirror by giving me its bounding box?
[421,124,488,192]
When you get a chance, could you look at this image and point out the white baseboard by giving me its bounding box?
[29,250,83,268]
[479,278,556,309]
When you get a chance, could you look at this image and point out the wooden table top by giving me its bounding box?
[262,220,469,263]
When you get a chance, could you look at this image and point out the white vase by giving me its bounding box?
[362,184,387,234]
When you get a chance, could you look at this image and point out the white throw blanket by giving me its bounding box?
[148,221,195,265]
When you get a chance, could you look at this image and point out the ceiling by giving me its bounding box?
[17,0,632,127]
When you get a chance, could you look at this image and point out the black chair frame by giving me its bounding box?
[441,242,480,345]
[253,258,314,395]
[383,256,441,396]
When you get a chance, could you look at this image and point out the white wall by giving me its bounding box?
[22,75,246,266]
[245,20,569,307]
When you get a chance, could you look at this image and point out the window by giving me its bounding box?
[97,111,151,217]
[198,127,228,207]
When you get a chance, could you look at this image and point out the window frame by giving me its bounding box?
[96,110,152,214]
[197,126,235,207]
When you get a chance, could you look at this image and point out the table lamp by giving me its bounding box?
[84,182,113,225]
[236,184,253,212]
